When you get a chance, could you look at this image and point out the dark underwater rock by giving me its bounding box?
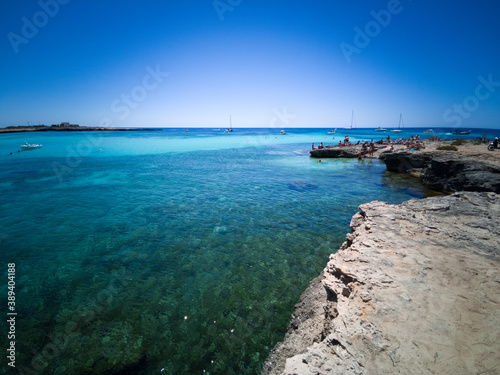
[288,181,319,192]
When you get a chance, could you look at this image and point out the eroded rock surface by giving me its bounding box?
[310,146,362,158]
[263,192,500,375]
[310,145,384,158]
[380,151,500,193]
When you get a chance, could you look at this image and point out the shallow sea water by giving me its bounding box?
[0,128,448,374]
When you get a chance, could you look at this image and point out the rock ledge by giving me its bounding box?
[379,150,500,193]
[263,192,500,375]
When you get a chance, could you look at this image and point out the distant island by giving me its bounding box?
[0,123,162,133]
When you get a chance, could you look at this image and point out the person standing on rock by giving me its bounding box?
[362,142,368,157]
[369,142,375,157]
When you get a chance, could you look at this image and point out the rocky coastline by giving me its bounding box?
[263,144,500,375]
[379,149,500,194]
[310,145,383,158]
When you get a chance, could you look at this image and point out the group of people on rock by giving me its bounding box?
[311,142,324,150]
[406,136,424,150]
[334,135,352,146]
[312,133,432,155]
[386,135,427,151]
[361,141,375,158]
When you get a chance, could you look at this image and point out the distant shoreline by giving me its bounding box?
[0,126,162,134]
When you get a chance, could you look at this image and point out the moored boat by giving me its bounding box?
[342,111,355,130]
[390,113,404,132]
[21,143,43,151]
[452,129,471,135]
[225,115,233,133]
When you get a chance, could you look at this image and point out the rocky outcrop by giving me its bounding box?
[380,151,500,193]
[262,275,328,373]
[310,145,385,158]
[310,146,363,158]
[263,192,500,375]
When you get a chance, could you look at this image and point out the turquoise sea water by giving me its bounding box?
[0,127,495,374]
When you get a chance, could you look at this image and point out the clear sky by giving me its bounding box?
[1,0,499,128]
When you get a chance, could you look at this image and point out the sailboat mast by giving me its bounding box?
[351,110,354,129]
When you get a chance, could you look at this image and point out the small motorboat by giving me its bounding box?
[280,130,286,135]
[424,129,434,133]
[375,127,387,131]
[327,129,337,134]
[21,143,43,151]
[452,130,471,135]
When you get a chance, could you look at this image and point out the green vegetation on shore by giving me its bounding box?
[436,145,458,151]
[450,139,467,146]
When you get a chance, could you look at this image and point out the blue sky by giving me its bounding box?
[1,0,499,128]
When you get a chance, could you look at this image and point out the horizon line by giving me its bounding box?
[2,125,499,130]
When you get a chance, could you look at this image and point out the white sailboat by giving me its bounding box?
[225,115,233,133]
[390,113,404,133]
[342,111,355,130]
